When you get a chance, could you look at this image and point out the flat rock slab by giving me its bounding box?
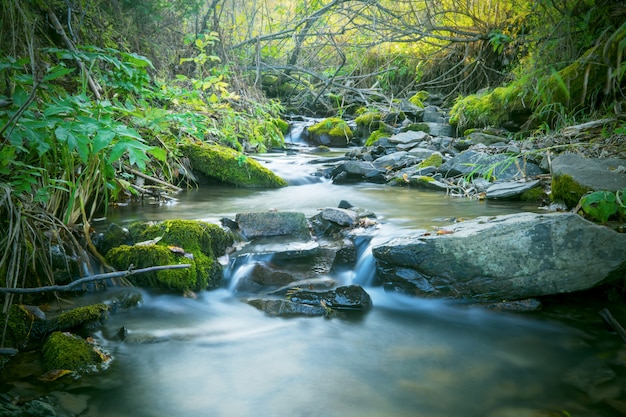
[235,211,310,240]
[372,212,626,301]
[486,179,541,199]
[439,150,542,180]
[388,131,428,145]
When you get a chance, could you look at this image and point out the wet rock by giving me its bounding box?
[245,298,329,317]
[486,179,541,199]
[235,237,319,260]
[235,211,311,240]
[373,212,626,301]
[481,298,542,312]
[321,207,358,227]
[331,160,377,183]
[551,153,626,207]
[407,176,450,191]
[422,105,446,123]
[246,285,373,317]
[408,147,440,160]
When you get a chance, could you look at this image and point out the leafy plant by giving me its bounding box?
[579,189,626,223]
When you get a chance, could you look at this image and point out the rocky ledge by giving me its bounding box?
[373,212,626,301]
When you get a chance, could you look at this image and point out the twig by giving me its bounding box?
[46,8,102,100]
[599,308,626,344]
[125,166,182,193]
[0,264,191,294]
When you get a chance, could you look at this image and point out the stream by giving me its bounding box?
[6,136,626,416]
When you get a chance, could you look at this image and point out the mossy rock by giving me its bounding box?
[408,91,429,108]
[181,143,287,188]
[273,118,290,134]
[106,244,200,292]
[402,122,431,134]
[0,305,31,348]
[355,111,382,131]
[42,332,101,372]
[52,304,110,332]
[365,124,395,146]
[551,173,593,208]
[307,117,353,147]
[417,153,443,169]
[106,219,234,291]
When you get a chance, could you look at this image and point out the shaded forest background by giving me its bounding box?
[0,0,625,320]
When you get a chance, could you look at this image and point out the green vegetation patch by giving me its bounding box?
[417,153,443,169]
[107,219,234,291]
[0,305,31,348]
[181,143,287,188]
[365,124,395,146]
[551,173,592,208]
[308,117,353,139]
[53,304,110,331]
[355,112,382,130]
[106,244,199,291]
[42,332,101,372]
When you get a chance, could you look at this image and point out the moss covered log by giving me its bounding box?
[181,143,287,188]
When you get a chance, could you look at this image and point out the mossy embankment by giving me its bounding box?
[181,143,287,188]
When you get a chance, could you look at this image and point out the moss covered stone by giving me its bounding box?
[551,173,592,208]
[181,143,287,188]
[402,122,431,134]
[355,112,382,130]
[54,304,110,331]
[417,153,443,169]
[408,91,429,107]
[42,332,101,372]
[106,244,199,291]
[106,219,234,292]
[307,117,353,147]
[0,305,31,348]
[365,124,395,146]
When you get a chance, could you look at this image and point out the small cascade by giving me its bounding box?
[284,117,320,144]
[348,236,378,287]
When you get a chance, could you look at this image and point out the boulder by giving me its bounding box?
[372,151,418,170]
[486,179,541,199]
[235,211,311,240]
[551,153,626,207]
[438,150,542,180]
[321,207,358,227]
[331,160,377,183]
[372,212,626,301]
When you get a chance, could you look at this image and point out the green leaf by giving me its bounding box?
[43,66,75,82]
[148,146,167,162]
[93,130,115,154]
[580,191,618,223]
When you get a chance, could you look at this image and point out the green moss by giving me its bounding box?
[106,244,199,291]
[417,153,443,169]
[273,118,290,134]
[308,117,353,139]
[108,219,234,291]
[0,305,31,348]
[408,91,429,107]
[551,173,592,208]
[402,123,430,134]
[54,304,110,331]
[42,332,100,372]
[520,187,547,202]
[181,143,288,188]
[355,112,382,130]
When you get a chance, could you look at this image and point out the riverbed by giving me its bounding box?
[4,149,626,416]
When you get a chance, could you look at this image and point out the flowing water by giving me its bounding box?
[5,143,626,416]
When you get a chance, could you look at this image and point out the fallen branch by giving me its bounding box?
[125,166,183,193]
[0,264,191,294]
[599,308,626,344]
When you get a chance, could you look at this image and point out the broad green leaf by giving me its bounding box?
[580,191,618,223]
[93,130,115,154]
[113,124,143,141]
[148,146,167,162]
[43,66,75,81]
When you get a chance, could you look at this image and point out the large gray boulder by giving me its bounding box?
[438,150,543,181]
[551,153,626,207]
[372,212,626,301]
